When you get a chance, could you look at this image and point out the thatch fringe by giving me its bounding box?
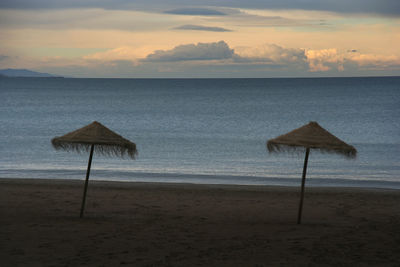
[266,122,357,159]
[51,121,138,159]
[52,139,137,159]
[267,141,357,159]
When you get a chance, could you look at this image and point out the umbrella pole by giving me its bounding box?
[80,144,95,218]
[297,148,310,224]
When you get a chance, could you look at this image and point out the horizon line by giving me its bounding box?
[3,75,399,80]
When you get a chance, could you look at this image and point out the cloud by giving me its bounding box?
[144,41,235,62]
[234,44,308,70]
[215,10,311,28]
[4,39,399,77]
[0,8,318,33]
[0,0,398,17]
[0,9,176,32]
[164,8,226,16]
[143,41,308,68]
[139,42,312,77]
[173,24,232,32]
[306,49,343,72]
[83,42,309,74]
[346,53,400,69]
[83,46,152,63]
[306,48,400,72]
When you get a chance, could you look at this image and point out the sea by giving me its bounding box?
[0,77,399,189]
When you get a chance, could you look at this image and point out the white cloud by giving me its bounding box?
[235,44,307,65]
[144,41,235,62]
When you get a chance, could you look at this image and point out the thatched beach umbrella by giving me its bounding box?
[52,121,137,218]
[267,121,356,224]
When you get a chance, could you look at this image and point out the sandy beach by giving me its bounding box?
[1,178,400,266]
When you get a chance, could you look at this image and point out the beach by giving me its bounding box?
[1,179,400,266]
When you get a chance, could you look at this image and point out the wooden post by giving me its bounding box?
[297,148,310,224]
[80,144,94,218]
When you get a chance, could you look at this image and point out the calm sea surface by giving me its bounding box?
[0,77,399,188]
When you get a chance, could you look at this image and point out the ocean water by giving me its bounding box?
[0,77,399,188]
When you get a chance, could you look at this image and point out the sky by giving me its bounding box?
[0,0,399,78]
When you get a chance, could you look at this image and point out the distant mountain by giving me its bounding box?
[0,68,61,77]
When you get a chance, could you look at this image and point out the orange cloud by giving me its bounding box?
[306,48,400,72]
[347,53,400,69]
[306,49,343,72]
[83,46,160,64]
[235,44,306,64]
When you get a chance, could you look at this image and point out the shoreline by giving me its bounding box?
[2,178,400,266]
[1,176,400,191]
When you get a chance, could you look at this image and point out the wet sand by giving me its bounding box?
[1,178,400,266]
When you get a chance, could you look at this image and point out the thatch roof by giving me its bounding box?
[52,121,137,159]
[267,121,356,158]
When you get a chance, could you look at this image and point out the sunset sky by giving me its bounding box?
[0,0,399,78]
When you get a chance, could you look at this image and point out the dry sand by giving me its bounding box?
[1,178,400,266]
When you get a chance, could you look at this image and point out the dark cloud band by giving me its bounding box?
[173,24,232,32]
[0,0,398,17]
[164,8,226,16]
[144,41,234,62]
